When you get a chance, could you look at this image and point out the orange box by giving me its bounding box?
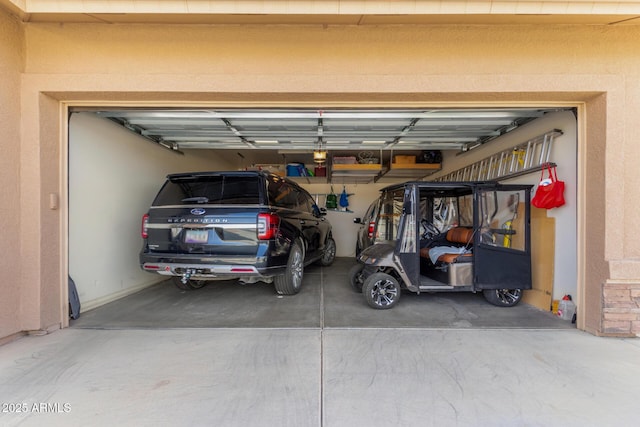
[394,155,416,164]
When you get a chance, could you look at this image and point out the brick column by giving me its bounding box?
[602,282,640,336]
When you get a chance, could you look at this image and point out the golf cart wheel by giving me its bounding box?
[349,263,365,293]
[363,273,401,309]
[483,288,522,307]
[274,240,304,295]
[171,277,208,290]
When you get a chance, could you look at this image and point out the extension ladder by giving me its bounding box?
[437,129,563,182]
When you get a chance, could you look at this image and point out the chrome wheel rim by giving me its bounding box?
[495,289,521,305]
[291,248,303,290]
[323,239,336,264]
[370,278,398,307]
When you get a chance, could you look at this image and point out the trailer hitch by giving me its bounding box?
[181,269,195,285]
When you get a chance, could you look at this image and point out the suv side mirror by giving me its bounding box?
[353,217,362,224]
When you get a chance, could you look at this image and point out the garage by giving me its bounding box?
[7,1,640,341]
[6,3,640,425]
[67,106,578,329]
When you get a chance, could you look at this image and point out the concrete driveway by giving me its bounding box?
[2,258,638,426]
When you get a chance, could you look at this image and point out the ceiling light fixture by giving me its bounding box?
[313,139,327,164]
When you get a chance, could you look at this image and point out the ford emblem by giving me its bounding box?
[190,208,206,215]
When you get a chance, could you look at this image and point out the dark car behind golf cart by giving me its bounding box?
[351,181,533,309]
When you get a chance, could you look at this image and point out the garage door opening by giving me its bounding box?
[66,105,578,330]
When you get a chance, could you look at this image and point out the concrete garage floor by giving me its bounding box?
[71,258,573,330]
[2,259,640,426]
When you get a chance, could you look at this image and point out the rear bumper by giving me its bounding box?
[140,254,287,280]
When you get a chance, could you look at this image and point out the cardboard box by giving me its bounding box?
[333,156,358,165]
[394,155,416,164]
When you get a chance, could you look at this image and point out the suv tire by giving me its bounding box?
[317,237,336,267]
[274,240,304,295]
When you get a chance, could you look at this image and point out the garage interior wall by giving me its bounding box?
[4,9,640,336]
[0,9,23,341]
[434,110,578,301]
[68,112,239,310]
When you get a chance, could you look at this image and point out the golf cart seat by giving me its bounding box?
[420,227,474,264]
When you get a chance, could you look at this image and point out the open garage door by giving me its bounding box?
[67,106,577,328]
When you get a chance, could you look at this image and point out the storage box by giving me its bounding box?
[332,156,358,165]
[394,155,416,164]
[314,166,327,177]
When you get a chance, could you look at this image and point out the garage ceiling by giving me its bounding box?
[92,107,566,154]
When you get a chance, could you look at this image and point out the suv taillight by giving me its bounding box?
[141,214,149,239]
[257,213,280,240]
[367,221,375,239]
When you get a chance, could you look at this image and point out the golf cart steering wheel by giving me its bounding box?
[420,219,441,240]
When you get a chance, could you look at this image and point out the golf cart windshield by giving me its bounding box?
[478,189,526,252]
[375,188,405,242]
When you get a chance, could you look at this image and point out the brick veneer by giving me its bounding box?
[602,282,640,336]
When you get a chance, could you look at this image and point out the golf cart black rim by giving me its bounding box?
[370,278,399,307]
[495,289,521,305]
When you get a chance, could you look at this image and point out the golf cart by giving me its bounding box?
[351,181,533,309]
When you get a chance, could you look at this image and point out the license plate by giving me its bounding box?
[185,229,209,244]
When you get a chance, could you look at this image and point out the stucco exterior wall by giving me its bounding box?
[0,8,23,342]
[5,20,640,336]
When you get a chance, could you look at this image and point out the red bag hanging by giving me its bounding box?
[531,165,565,209]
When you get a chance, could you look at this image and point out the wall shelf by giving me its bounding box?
[273,151,442,184]
[382,162,441,179]
[288,176,328,184]
[330,163,386,183]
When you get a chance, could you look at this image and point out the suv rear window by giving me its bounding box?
[152,175,261,206]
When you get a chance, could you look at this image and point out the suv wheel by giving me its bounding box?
[483,289,522,307]
[171,277,208,290]
[363,273,401,309]
[274,240,304,295]
[318,237,336,266]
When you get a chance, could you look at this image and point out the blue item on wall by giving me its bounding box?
[339,186,349,208]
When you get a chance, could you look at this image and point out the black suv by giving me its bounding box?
[140,171,336,294]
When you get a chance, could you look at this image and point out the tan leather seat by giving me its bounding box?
[421,227,474,263]
[445,227,474,245]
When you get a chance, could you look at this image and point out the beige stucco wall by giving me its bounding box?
[5,18,640,336]
[0,9,23,342]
